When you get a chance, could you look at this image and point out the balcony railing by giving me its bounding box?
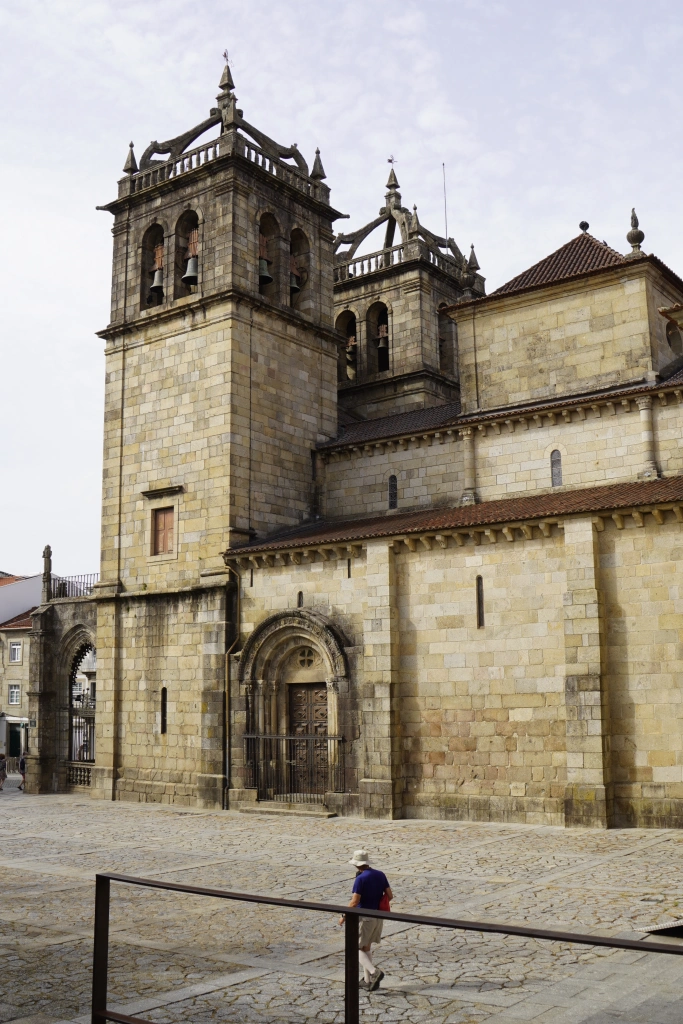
[244,733,345,803]
[51,574,99,599]
[66,762,92,787]
[334,240,463,283]
[124,133,330,205]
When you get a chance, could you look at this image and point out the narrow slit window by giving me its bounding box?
[297,591,304,608]
[476,575,485,628]
[160,687,167,735]
[550,449,562,487]
[388,475,398,509]
[347,558,352,579]
[153,507,174,555]
[250,567,254,587]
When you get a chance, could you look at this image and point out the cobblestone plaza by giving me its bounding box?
[2,780,683,1024]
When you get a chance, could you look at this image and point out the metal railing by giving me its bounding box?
[51,574,100,599]
[66,762,92,787]
[244,733,345,803]
[92,871,683,1024]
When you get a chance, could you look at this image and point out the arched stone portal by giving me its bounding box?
[58,625,97,788]
[237,610,350,804]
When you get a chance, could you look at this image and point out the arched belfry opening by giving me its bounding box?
[174,210,199,298]
[258,213,280,300]
[69,644,96,764]
[238,610,349,804]
[366,302,390,374]
[289,228,310,311]
[141,224,165,308]
[335,310,357,382]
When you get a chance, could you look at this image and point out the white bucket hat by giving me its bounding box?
[349,849,371,867]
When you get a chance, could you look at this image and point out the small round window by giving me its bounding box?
[666,321,682,356]
[298,647,315,668]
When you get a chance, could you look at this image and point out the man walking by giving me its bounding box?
[339,849,392,992]
[18,753,26,791]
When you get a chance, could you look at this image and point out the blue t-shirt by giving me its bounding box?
[352,867,389,910]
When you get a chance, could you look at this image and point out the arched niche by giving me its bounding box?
[258,212,280,301]
[174,210,199,299]
[140,224,165,309]
[289,228,310,311]
[366,301,390,374]
[238,609,349,737]
[335,310,357,382]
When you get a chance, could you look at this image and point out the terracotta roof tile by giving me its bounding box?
[492,232,626,297]
[0,575,25,588]
[0,607,37,629]
[225,476,683,556]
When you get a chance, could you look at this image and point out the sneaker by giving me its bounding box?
[369,970,384,992]
[359,979,370,991]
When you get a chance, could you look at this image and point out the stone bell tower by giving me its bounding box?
[91,64,344,808]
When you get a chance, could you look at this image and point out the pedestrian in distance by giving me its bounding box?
[0,753,6,791]
[338,849,392,992]
[18,753,26,791]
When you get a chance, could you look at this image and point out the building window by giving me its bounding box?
[388,475,398,509]
[298,647,315,668]
[160,687,167,735]
[476,576,485,628]
[174,210,199,298]
[152,507,174,555]
[9,642,21,664]
[8,685,20,706]
[258,213,280,300]
[297,591,304,608]
[550,449,562,487]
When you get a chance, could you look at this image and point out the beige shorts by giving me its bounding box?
[359,916,383,948]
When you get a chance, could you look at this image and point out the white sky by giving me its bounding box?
[2,0,682,576]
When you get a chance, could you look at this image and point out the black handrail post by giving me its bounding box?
[344,911,359,1024]
[91,874,110,1024]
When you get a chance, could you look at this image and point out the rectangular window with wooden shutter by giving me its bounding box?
[152,507,174,555]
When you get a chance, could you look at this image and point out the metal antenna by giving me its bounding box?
[442,163,448,240]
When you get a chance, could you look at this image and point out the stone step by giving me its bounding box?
[239,803,337,819]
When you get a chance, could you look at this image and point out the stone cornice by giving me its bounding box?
[97,287,341,348]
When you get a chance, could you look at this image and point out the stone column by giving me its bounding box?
[563,517,609,827]
[460,427,477,505]
[636,396,658,480]
[360,539,402,818]
[25,604,59,794]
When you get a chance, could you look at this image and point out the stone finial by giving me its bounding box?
[579,221,589,233]
[386,166,400,190]
[311,148,326,180]
[468,244,480,272]
[219,55,235,93]
[626,207,645,257]
[41,545,52,604]
[409,204,420,236]
[123,142,138,175]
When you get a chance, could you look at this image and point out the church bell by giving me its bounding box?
[289,254,302,294]
[377,323,389,349]
[149,269,164,296]
[182,256,199,286]
[259,258,273,285]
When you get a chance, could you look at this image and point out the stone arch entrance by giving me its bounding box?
[58,625,97,787]
[238,610,349,803]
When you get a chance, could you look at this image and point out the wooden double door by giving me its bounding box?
[288,683,328,794]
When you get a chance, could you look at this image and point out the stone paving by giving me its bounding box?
[2,778,683,1023]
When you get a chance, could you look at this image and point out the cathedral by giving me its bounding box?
[25,64,683,829]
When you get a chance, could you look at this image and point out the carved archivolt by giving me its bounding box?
[239,609,349,688]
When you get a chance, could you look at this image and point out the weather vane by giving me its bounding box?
[387,154,397,166]
[222,49,231,66]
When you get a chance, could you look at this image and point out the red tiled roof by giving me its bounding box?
[0,575,25,587]
[492,232,626,297]
[0,607,36,629]
[224,476,683,556]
